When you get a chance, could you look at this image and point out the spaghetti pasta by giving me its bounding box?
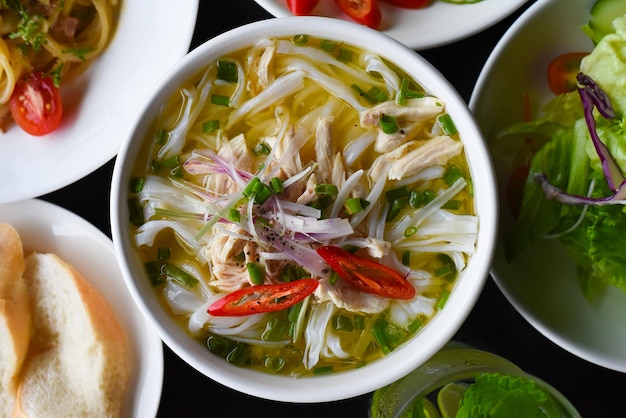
[0,0,120,131]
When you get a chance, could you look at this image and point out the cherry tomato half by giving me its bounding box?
[334,0,382,29]
[208,278,319,316]
[9,72,63,136]
[379,0,430,8]
[547,52,589,96]
[286,0,320,15]
[317,246,415,299]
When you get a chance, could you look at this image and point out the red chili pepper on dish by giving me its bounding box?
[379,0,430,9]
[208,278,319,316]
[334,0,382,29]
[286,0,320,15]
[317,245,415,299]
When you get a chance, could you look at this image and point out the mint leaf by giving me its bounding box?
[456,373,561,418]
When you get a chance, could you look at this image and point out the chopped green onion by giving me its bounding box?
[442,200,461,210]
[397,77,409,106]
[315,183,339,195]
[329,270,340,285]
[409,189,423,208]
[254,142,271,155]
[206,335,236,358]
[144,261,165,286]
[254,183,273,205]
[379,114,399,134]
[155,128,169,145]
[161,263,199,288]
[332,314,354,332]
[157,247,171,260]
[270,177,284,194]
[437,290,451,310]
[423,189,436,204]
[242,177,261,198]
[225,342,250,366]
[338,48,353,62]
[435,264,454,277]
[438,113,457,135]
[152,155,180,172]
[228,208,241,222]
[128,197,144,226]
[407,317,423,333]
[216,60,238,83]
[246,262,265,285]
[443,164,465,185]
[406,90,425,99]
[344,197,365,215]
[263,355,286,372]
[354,315,365,331]
[402,251,411,266]
[386,185,409,201]
[262,317,290,341]
[320,39,335,51]
[291,34,309,46]
[202,119,220,133]
[313,365,334,375]
[129,176,145,193]
[386,198,406,222]
[211,94,230,107]
[404,226,417,237]
[281,264,308,282]
[367,86,387,102]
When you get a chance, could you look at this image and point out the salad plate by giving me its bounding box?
[0,199,164,417]
[470,0,626,372]
[0,0,199,204]
[253,0,530,50]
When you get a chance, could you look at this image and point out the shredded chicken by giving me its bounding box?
[246,38,276,95]
[360,97,445,153]
[314,278,389,314]
[370,135,463,181]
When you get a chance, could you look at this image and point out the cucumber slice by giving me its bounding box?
[583,0,626,44]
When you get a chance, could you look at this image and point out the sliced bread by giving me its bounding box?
[14,252,128,418]
[0,224,31,418]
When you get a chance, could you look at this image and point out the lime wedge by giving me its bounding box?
[437,382,469,418]
[422,398,443,418]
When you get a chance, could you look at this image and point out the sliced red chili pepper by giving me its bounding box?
[317,246,415,299]
[379,0,430,8]
[208,278,319,316]
[334,0,382,29]
[286,0,320,15]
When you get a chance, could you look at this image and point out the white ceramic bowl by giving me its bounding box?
[111,16,497,402]
[470,0,626,372]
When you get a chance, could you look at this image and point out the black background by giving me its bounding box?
[42,0,624,416]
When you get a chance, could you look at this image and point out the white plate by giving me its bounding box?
[470,0,626,372]
[0,199,164,417]
[0,1,199,204]
[253,0,530,50]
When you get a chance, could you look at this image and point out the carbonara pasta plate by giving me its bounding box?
[0,0,199,204]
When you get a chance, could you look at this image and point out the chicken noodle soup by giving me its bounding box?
[127,34,478,376]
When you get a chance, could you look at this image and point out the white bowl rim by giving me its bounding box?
[111,15,498,403]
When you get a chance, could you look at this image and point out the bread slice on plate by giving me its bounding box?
[0,224,31,418]
[14,252,128,418]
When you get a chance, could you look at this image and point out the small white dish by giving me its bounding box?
[0,0,199,204]
[470,0,626,372]
[253,0,530,50]
[0,199,164,417]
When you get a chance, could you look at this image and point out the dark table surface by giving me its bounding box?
[42,0,625,416]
